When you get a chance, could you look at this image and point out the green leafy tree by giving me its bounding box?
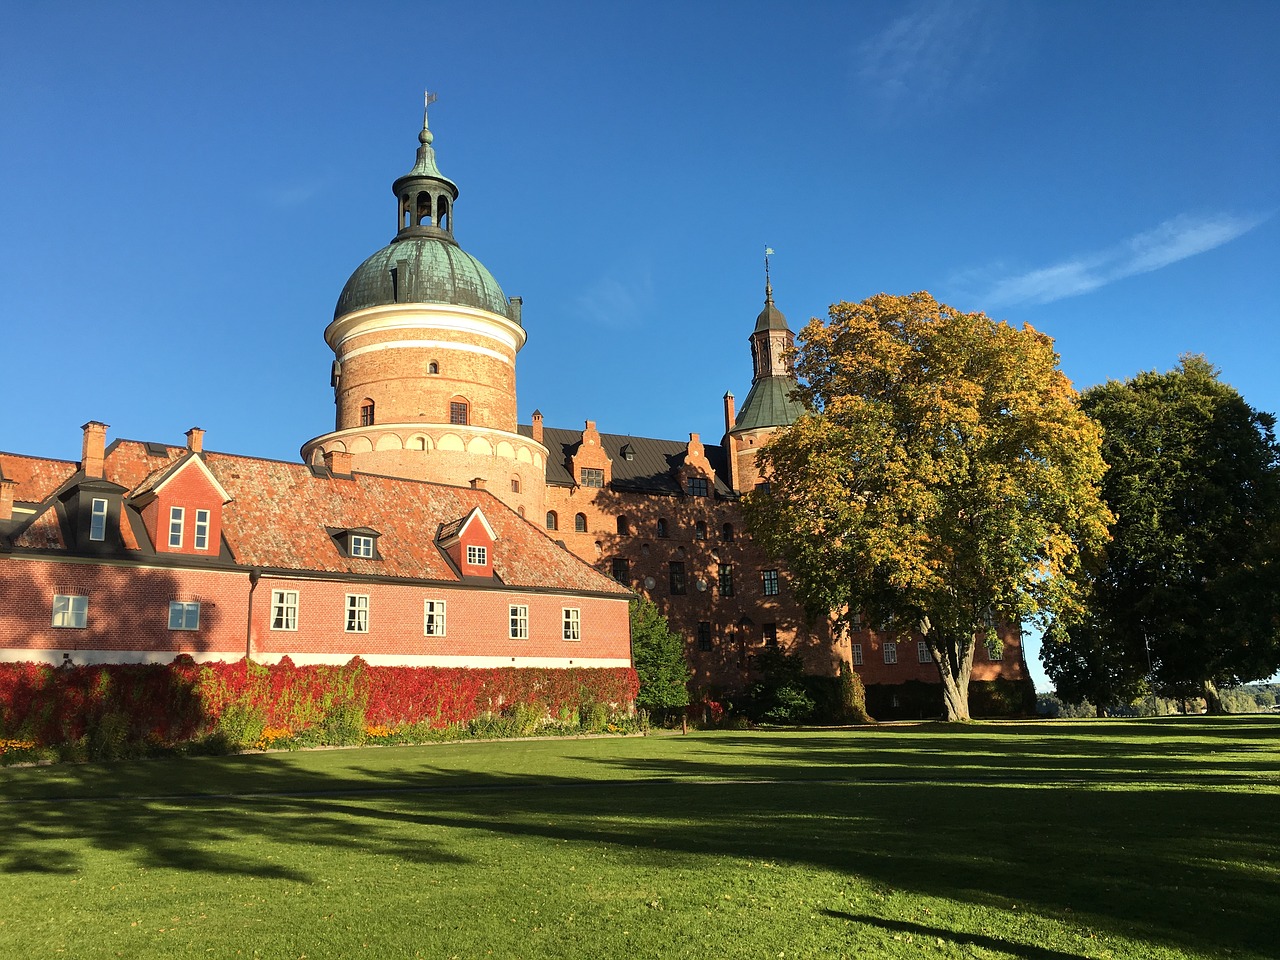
[745,292,1112,721]
[629,598,691,715]
[1045,357,1280,712]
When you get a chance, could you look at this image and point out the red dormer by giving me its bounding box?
[130,435,233,557]
[436,506,498,579]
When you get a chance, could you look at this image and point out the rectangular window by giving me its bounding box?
[350,534,374,558]
[168,506,185,548]
[271,590,299,631]
[718,564,735,597]
[449,401,468,425]
[345,594,369,633]
[89,498,108,542]
[883,641,898,664]
[611,558,630,583]
[687,476,708,497]
[51,594,88,629]
[918,640,930,663]
[762,569,779,596]
[194,509,211,551]
[852,642,863,666]
[669,561,687,596]
[988,641,1003,661]
[510,604,529,640]
[423,599,446,637]
[763,623,778,648]
[580,467,604,488]
[697,621,712,651]
[563,607,581,641]
[466,544,488,566]
[168,601,200,631]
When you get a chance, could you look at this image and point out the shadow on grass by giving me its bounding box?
[1,716,1277,957]
[822,910,1085,960]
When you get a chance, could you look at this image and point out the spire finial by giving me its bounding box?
[764,246,775,303]
[420,90,438,145]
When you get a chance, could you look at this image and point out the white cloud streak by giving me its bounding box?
[979,213,1267,307]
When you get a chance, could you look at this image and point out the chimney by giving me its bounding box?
[322,450,353,477]
[0,479,14,522]
[723,391,736,433]
[81,421,108,479]
[185,427,205,454]
[470,477,487,490]
[530,409,543,444]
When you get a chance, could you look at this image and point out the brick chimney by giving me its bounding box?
[531,409,544,444]
[723,391,736,433]
[323,450,353,477]
[470,477,487,490]
[0,479,14,522]
[81,421,108,479]
[185,427,205,454]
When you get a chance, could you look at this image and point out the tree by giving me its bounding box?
[1044,357,1280,712]
[745,292,1112,721]
[629,598,691,715]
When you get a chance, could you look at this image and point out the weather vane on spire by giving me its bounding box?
[764,246,776,299]
[423,90,438,128]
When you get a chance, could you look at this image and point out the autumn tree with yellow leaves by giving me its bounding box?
[744,292,1112,721]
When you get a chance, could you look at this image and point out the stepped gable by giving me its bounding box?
[530,426,734,497]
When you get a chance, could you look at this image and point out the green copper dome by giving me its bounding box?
[334,236,515,322]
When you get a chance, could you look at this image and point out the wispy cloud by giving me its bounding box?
[265,178,331,207]
[974,213,1267,307]
[571,266,654,329]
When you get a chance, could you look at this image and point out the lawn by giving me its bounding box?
[1,717,1277,959]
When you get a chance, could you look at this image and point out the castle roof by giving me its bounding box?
[528,426,735,498]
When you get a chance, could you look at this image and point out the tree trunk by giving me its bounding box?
[1202,678,1225,715]
[930,633,974,721]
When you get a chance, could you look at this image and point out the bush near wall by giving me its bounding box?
[866,677,1036,721]
[0,657,639,762]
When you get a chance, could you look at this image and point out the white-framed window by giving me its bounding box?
[350,534,374,558]
[271,590,299,631]
[168,506,185,548]
[852,642,863,666]
[762,569,779,595]
[883,641,898,664]
[562,607,581,641]
[466,544,487,566]
[89,498,108,542]
[345,594,369,633]
[510,604,529,639]
[194,509,211,551]
[52,594,88,629]
[580,467,604,488]
[424,599,446,636]
[918,640,931,663]
[168,601,200,631]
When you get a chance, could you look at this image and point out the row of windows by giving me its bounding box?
[852,640,1003,665]
[269,591,580,640]
[87,499,210,550]
[609,561,775,600]
[548,512,737,542]
[693,620,777,650]
[358,398,470,428]
[571,470,712,496]
[52,594,202,631]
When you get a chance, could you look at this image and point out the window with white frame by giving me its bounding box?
[510,604,529,639]
[562,607,581,641]
[423,599,446,636]
[466,544,488,566]
[883,641,898,664]
[89,498,108,542]
[345,594,369,633]
[762,569,779,595]
[168,506,185,548]
[52,594,88,629]
[271,590,299,631]
[194,509,211,551]
[852,642,863,666]
[169,601,200,631]
[350,533,374,558]
[918,640,930,663]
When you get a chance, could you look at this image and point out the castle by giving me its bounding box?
[0,104,1028,711]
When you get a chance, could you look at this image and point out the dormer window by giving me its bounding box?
[168,507,185,548]
[466,544,487,566]
[350,533,374,558]
[194,509,211,551]
[89,498,108,542]
[329,527,381,560]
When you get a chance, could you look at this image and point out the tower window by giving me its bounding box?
[697,622,712,651]
[574,513,588,533]
[694,521,707,541]
[450,401,469,425]
[360,399,375,427]
[762,569,779,595]
[656,518,668,539]
[428,361,439,375]
[511,476,521,494]
[763,623,778,648]
[718,564,735,597]
[611,558,630,583]
[546,511,558,531]
[669,561,687,596]
[617,516,630,535]
[722,523,735,542]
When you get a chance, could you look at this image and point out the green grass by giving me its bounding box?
[1,717,1277,959]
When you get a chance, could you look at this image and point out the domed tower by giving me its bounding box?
[725,257,805,492]
[302,98,547,518]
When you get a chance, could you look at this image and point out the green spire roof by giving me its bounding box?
[732,376,805,432]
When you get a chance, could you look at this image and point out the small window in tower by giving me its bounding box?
[546,511,558,531]
[511,476,521,494]
[428,361,439,375]
[574,513,588,533]
[722,523,735,542]
[694,521,707,541]
[438,196,449,231]
[450,401,469,425]
[656,518,668,539]
[360,399,375,427]
[617,516,629,535]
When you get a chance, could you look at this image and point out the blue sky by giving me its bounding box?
[3,1,1277,689]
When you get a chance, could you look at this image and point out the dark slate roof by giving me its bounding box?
[524,426,735,497]
[732,376,806,433]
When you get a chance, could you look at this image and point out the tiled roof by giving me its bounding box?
[0,452,78,504]
[526,426,735,497]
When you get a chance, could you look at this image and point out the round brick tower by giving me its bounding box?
[301,99,547,518]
